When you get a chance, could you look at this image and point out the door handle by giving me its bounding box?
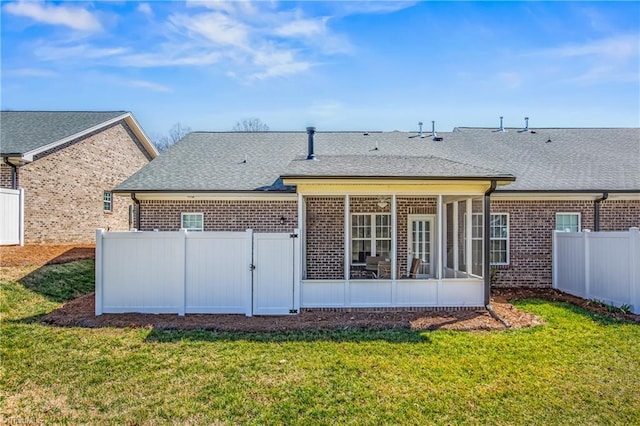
[249,264,256,271]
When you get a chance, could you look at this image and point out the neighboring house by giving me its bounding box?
[113,123,639,309]
[0,111,158,244]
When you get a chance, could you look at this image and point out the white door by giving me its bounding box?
[407,215,435,278]
[253,233,296,315]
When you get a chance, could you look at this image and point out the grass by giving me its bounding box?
[1,261,639,424]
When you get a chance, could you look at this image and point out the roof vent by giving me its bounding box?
[546,136,552,143]
[306,127,316,160]
[524,117,529,131]
[499,116,505,132]
[418,122,424,138]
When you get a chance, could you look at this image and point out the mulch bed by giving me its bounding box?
[42,292,545,332]
[0,244,95,267]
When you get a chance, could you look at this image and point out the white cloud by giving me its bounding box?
[497,72,522,90]
[137,3,153,17]
[250,48,312,80]
[274,17,329,38]
[119,51,221,67]
[126,79,172,93]
[34,44,127,61]
[4,68,57,78]
[170,12,250,48]
[3,0,103,32]
[545,34,638,60]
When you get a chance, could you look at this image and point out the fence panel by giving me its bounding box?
[554,233,586,297]
[588,232,630,307]
[100,231,185,314]
[554,229,640,314]
[0,188,23,246]
[185,231,252,314]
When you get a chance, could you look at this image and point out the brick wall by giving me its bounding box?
[490,199,639,288]
[305,197,344,279]
[138,199,297,233]
[18,121,151,243]
[0,163,15,188]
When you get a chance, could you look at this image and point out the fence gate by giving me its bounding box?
[252,232,298,315]
[0,188,23,246]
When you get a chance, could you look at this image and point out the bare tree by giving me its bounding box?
[232,117,270,132]
[152,122,191,153]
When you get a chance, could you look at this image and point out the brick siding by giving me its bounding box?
[138,199,297,233]
[16,121,151,243]
[0,163,16,188]
[490,199,640,288]
[305,197,344,279]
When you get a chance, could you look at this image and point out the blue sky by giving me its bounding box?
[1,1,638,138]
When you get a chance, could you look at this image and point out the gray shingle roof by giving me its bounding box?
[0,111,127,155]
[284,155,513,179]
[115,127,640,193]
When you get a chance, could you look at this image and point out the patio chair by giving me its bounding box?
[408,258,422,279]
[377,261,392,279]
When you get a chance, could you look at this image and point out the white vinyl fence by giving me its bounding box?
[95,229,299,316]
[553,228,640,314]
[0,188,24,246]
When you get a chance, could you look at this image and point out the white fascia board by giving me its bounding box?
[123,114,158,159]
[22,112,158,160]
[493,192,640,201]
[120,192,298,201]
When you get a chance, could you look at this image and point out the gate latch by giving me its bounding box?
[249,264,256,271]
[290,233,298,238]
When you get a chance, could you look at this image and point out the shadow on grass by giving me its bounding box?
[18,259,95,304]
[144,328,432,344]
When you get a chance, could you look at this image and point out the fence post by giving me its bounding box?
[95,229,104,316]
[583,230,590,298]
[18,188,25,246]
[178,229,187,316]
[630,227,639,314]
[245,228,254,317]
[552,231,558,289]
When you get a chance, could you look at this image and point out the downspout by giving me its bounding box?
[131,193,141,231]
[3,157,18,190]
[484,180,497,306]
[594,192,608,232]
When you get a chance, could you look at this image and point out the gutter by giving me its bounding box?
[484,180,497,306]
[594,192,608,231]
[131,193,141,231]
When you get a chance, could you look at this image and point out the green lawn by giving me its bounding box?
[1,261,639,425]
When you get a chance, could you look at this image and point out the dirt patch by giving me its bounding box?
[0,245,94,267]
[41,292,544,332]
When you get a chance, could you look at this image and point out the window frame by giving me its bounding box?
[555,212,581,233]
[103,191,113,213]
[350,213,392,265]
[489,213,509,266]
[181,212,204,232]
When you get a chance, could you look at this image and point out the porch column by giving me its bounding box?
[437,195,443,280]
[298,193,305,279]
[466,198,473,275]
[483,183,496,305]
[391,194,397,281]
[344,194,350,281]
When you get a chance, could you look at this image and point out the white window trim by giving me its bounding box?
[181,212,204,232]
[490,213,509,266]
[555,212,581,232]
[350,213,392,265]
[103,191,112,213]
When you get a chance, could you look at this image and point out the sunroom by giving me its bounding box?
[282,156,514,309]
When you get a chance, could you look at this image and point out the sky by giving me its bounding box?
[1,1,639,139]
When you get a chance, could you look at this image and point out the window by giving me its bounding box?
[103,191,112,212]
[181,213,203,231]
[556,213,580,232]
[471,213,483,275]
[489,213,509,265]
[351,213,391,264]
